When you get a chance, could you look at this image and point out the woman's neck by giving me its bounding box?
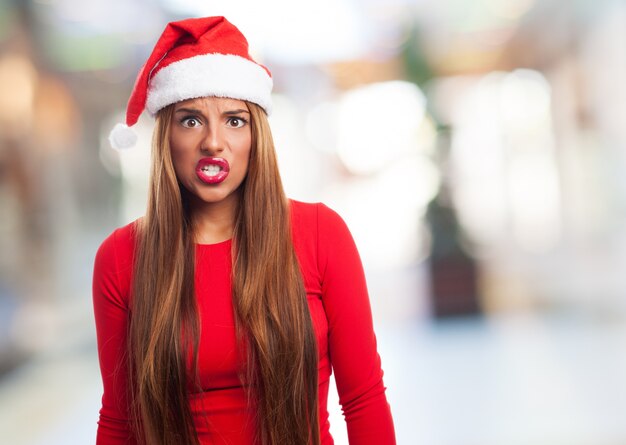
[189,194,238,244]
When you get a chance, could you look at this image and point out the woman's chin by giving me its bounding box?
[188,188,239,207]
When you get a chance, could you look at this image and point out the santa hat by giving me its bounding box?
[109,16,273,150]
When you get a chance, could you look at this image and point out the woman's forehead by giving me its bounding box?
[174,96,248,110]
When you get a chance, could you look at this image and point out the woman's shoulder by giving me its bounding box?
[289,199,347,229]
[93,218,141,303]
[95,218,142,264]
[288,198,318,216]
[288,199,360,279]
[288,199,352,248]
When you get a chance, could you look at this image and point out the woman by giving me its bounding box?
[93,16,396,445]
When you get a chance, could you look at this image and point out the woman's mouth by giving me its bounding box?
[195,157,230,184]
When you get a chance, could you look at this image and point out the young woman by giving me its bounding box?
[93,16,396,445]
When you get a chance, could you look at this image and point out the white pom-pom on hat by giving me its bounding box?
[109,123,138,150]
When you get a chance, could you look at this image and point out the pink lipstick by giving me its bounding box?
[195,157,230,184]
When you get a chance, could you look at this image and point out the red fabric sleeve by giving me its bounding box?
[316,204,396,444]
[92,228,137,444]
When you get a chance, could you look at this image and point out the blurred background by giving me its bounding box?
[1,0,625,444]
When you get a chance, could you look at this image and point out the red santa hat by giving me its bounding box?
[109,16,273,150]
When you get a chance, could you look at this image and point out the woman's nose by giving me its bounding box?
[201,125,224,154]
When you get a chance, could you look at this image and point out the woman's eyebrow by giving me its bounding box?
[223,109,250,115]
[174,107,203,114]
[174,107,249,115]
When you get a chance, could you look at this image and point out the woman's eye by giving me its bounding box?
[181,117,201,128]
[227,117,246,128]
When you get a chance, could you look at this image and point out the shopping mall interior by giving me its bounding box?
[1,0,626,443]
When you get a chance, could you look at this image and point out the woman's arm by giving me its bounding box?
[92,228,136,444]
[317,204,396,444]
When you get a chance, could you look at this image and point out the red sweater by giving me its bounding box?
[93,200,396,444]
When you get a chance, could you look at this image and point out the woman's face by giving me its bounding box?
[169,96,252,209]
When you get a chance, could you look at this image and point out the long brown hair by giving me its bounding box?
[128,102,320,445]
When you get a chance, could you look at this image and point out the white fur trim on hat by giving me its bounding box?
[146,53,273,115]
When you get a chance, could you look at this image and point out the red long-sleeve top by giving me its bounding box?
[93,200,396,444]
